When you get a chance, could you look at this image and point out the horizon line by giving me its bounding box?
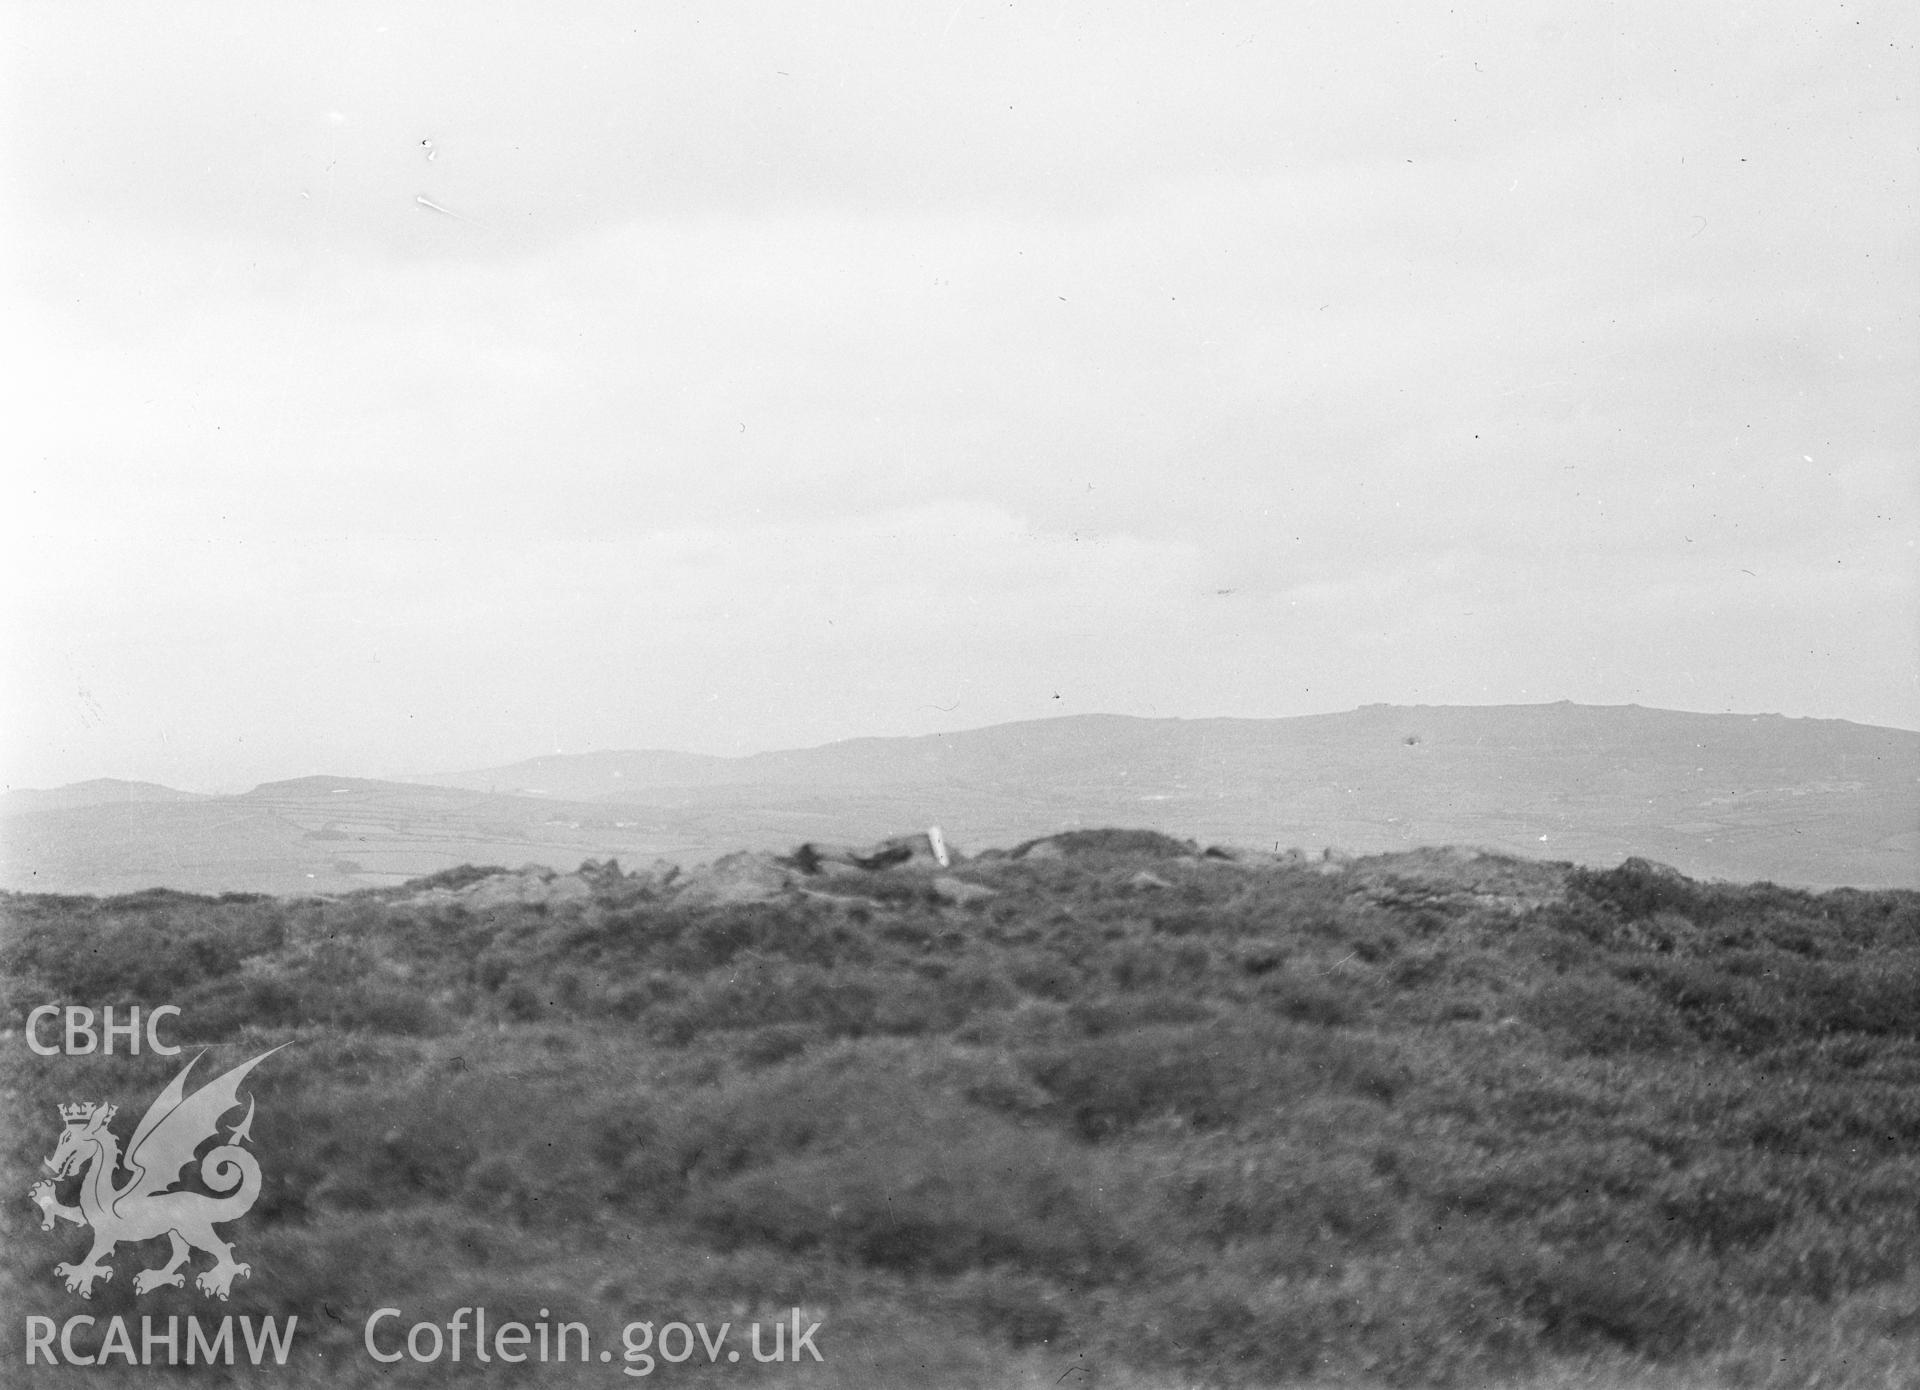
[8,698,1917,800]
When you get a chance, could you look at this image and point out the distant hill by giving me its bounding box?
[3,704,1915,894]
[415,704,1920,889]
[0,778,207,812]
[408,749,739,796]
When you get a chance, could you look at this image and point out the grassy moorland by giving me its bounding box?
[6,834,1920,1387]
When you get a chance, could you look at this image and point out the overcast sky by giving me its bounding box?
[3,1,1915,792]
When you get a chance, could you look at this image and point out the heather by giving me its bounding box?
[6,841,1920,1386]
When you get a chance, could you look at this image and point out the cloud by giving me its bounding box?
[2,0,1914,789]
[5,502,1209,786]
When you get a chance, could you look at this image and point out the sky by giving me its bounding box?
[2,0,1915,793]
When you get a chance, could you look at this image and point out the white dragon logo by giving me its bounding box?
[29,1045,285,1300]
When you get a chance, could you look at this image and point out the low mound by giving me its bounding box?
[1011,828,1201,860]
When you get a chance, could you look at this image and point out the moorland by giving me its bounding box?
[6,832,1920,1387]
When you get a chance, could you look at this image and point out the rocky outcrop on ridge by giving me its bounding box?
[397,832,1578,919]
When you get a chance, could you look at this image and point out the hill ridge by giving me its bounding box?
[4,703,1914,896]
